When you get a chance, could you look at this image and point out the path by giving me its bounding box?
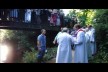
[46,50,75,63]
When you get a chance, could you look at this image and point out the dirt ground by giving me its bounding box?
[46,50,75,63]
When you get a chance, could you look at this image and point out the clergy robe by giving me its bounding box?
[54,31,62,42]
[88,28,96,55]
[73,29,88,63]
[25,9,31,23]
[85,31,92,58]
[56,32,73,63]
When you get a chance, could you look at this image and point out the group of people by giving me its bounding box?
[53,24,96,63]
[6,9,51,24]
[49,9,64,26]
[0,9,65,26]
[0,9,79,28]
[36,24,96,63]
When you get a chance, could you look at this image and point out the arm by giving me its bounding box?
[37,36,41,51]
[53,36,57,44]
[53,32,60,44]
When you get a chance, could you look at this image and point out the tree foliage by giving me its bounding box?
[0,30,36,50]
[89,9,108,63]
[1,9,108,63]
[67,9,95,26]
[67,9,108,63]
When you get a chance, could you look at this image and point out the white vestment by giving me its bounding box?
[56,32,73,63]
[88,28,96,55]
[25,9,31,22]
[54,32,62,41]
[85,31,92,58]
[73,29,88,63]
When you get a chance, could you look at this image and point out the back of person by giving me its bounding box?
[56,28,72,63]
[85,31,90,43]
[88,27,96,55]
[75,31,88,63]
[57,32,72,49]
[85,29,92,58]
[73,24,88,63]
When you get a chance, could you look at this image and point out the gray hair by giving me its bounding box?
[62,27,68,32]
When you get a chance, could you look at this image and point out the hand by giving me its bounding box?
[53,41,56,44]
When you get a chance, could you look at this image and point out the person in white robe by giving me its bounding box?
[73,24,88,63]
[88,25,96,56]
[35,9,41,24]
[25,9,31,23]
[53,27,63,44]
[56,27,73,63]
[85,28,92,58]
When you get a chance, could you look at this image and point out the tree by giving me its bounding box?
[67,9,95,26]
[89,9,108,63]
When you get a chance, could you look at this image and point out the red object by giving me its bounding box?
[76,29,84,39]
[52,14,57,26]
[74,29,84,39]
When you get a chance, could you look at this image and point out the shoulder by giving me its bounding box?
[58,32,61,34]
[78,31,85,34]
[78,31,85,36]
[57,32,64,38]
[38,34,41,37]
[38,34,42,39]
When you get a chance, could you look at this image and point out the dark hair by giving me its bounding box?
[89,25,92,27]
[83,26,86,29]
[74,24,81,29]
[88,25,92,28]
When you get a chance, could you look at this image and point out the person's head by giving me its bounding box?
[41,29,46,35]
[73,24,81,31]
[88,25,92,30]
[89,25,92,27]
[62,27,68,33]
[85,28,89,32]
[82,26,86,29]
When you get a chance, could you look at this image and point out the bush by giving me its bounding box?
[44,47,57,61]
[89,9,108,63]
[22,47,57,63]
[22,48,38,63]
[89,47,108,63]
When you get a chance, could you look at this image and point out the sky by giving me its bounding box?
[62,9,72,16]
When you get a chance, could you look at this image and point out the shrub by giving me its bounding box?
[22,48,38,63]
[44,47,57,61]
[22,47,57,63]
[89,9,108,63]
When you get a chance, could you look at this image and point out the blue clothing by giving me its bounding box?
[10,9,18,18]
[37,34,46,62]
[37,49,45,59]
[37,34,46,50]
